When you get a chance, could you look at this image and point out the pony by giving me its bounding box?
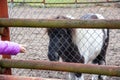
[47,14,109,80]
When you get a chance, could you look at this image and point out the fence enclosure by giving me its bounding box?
[8,0,118,4]
[0,0,120,80]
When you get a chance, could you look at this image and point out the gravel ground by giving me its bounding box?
[4,3,120,80]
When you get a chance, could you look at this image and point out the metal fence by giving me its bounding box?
[7,0,120,8]
[8,0,114,4]
[1,0,120,80]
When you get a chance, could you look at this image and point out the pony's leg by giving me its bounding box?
[97,60,107,80]
[68,73,76,80]
[68,73,84,80]
[75,73,84,80]
[75,74,84,80]
[92,74,106,80]
[92,29,109,80]
[92,55,106,80]
[92,75,98,80]
[92,37,109,80]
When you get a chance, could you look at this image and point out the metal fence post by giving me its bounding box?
[0,0,11,75]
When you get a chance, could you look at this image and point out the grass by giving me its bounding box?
[7,0,112,8]
[7,0,84,7]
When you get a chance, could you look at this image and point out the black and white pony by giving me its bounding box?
[47,14,109,80]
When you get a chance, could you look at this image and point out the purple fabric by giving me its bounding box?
[0,41,20,55]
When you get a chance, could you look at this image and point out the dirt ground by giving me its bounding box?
[4,3,120,80]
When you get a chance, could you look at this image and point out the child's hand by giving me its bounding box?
[19,44,26,53]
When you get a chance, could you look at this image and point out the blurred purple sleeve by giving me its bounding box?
[0,41,20,55]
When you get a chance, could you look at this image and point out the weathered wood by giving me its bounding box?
[0,18,120,29]
[0,59,120,77]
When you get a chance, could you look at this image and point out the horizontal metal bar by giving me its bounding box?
[0,74,62,80]
[0,59,120,77]
[0,18,120,29]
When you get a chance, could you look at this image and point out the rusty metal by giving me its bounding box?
[0,18,120,29]
[0,75,62,80]
[0,0,11,75]
[0,59,120,77]
[0,28,4,35]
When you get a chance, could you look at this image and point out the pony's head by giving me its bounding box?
[47,16,84,63]
[47,16,71,61]
[47,28,72,61]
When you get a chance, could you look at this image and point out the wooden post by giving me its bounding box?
[75,0,77,3]
[43,0,45,4]
[11,0,13,3]
[75,0,77,8]
[42,0,46,8]
[0,0,11,75]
